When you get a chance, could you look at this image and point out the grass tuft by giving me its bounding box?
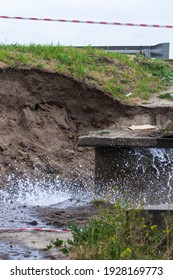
[159,92,173,101]
[48,198,173,260]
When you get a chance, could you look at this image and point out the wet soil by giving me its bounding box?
[0,230,72,260]
[1,68,173,260]
[0,200,104,260]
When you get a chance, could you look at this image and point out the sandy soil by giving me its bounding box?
[0,231,72,260]
[1,68,173,260]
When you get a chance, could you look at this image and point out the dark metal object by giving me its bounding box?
[78,43,170,59]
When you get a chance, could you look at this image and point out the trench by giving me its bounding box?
[1,69,173,259]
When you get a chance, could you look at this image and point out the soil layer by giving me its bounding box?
[1,68,173,184]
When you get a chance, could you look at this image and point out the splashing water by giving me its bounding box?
[0,172,95,207]
[120,148,173,205]
[95,147,173,205]
[1,148,173,207]
[133,148,173,203]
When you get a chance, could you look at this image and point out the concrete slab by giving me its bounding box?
[143,203,173,210]
[78,129,173,148]
[78,129,173,204]
[128,206,173,229]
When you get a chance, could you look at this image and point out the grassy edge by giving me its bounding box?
[0,44,173,102]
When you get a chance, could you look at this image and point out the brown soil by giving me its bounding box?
[1,68,173,260]
[0,68,127,184]
[1,68,173,185]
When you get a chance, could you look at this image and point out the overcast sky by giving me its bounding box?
[0,0,173,57]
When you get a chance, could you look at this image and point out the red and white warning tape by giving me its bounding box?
[0,15,173,29]
[0,227,71,233]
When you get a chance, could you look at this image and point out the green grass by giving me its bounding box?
[159,92,173,101]
[0,44,173,102]
[52,199,173,260]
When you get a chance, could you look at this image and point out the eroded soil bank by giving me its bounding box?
[1,68,173,259]
[1,68,173,184]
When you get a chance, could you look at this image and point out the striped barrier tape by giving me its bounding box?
[0,227,71,233]
[0,15,173,29]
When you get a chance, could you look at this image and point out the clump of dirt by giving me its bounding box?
[1,68,173,187]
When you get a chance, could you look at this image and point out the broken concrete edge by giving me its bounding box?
[78,135,173,148]
[129,124,157,130]
[143,203,173,211]
[126,203,173,230]
[127,208,173,229]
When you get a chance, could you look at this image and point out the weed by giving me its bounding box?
[45,238,72,255]
[92,198,109,204]
[52,238,64,247]
[36,63,44,69]
[95,130,111,136]
[43,244,53,251]
[65,199,173,260]
[29,102,39,110]
[159,92,173,101]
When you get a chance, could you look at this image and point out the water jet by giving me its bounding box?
[78,128,173,205]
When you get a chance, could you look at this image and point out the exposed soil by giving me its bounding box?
[1,68,173,260]
[1,68,173,184]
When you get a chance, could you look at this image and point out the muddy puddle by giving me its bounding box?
[0,175,94,260]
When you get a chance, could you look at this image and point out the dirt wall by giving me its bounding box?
[0,68,173,186]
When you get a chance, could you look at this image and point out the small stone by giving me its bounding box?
[29,220,38,226]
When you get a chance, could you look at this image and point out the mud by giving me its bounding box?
[0,200,103,260]
[1,68,173,259]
